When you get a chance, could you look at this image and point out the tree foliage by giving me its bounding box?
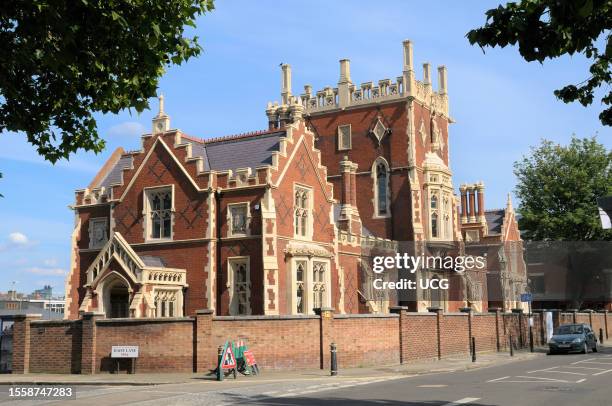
[0,0,215,163]
[514,137,612,240]
[467,0,612,126]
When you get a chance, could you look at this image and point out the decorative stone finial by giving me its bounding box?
[158,93,165,116]
[423,63,431,86]
[438,65,447,95]
[152,93,170,134]
[506,193,513,210]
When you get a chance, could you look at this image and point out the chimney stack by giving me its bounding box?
[468,186,477,223]
[460,185,468,223]
[476,182,485,222]
[281,64,292,105]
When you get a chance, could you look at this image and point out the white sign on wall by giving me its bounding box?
[111,346,139,358]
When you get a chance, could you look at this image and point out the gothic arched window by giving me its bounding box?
[374,159,390,217]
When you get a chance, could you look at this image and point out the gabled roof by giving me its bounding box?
[485,209,505,235]
[87,129,285,194]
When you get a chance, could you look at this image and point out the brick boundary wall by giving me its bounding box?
[10,310,610,374]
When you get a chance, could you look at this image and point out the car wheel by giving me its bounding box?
[582,342,588,354]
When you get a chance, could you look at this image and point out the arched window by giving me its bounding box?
[294,187,309,237]
[431,212,439,238]
[430,193,439,238]
[374,159,390,217]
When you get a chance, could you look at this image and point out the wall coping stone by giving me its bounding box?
[334,313,399,319]
[31,320,77,326]
[97,317,193,324]
[214,315,319,321]
[13,314,42,320]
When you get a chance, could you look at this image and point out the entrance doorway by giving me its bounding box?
[108,283,129,318]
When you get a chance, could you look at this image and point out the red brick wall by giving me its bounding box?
[400,313,439,362]
[17,309,563,374]
[471,314,498,352]
[439,314,470,358]
[331,315,400,367]
[96,319,194,373]
[29,321,82,374]
[212,316,321,369]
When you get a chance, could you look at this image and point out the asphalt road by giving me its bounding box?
[2,348,612,405]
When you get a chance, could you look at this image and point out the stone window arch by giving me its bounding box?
[372,157,391,218]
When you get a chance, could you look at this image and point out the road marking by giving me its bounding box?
[418,384,448,387]
[577,379,586,383]
[486,376,510,382]
[527,367,557,373]
[564,366,607,371]
[592,368,612,376]
[441,398,481,406]
[515,376,569,382]
[273,376,405,398]
[528,370,587,376]
[573,361,612,365]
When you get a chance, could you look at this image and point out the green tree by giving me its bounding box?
[0,0,214,163]
[514,137,612,240]
[467,0,612,126]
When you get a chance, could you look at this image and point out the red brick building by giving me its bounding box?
[65,40,524,319]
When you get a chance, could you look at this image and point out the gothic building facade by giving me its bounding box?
[65,40,525,319]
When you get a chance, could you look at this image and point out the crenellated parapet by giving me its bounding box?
[265,40,449,126]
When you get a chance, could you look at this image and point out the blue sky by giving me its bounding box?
[0,0,610,295]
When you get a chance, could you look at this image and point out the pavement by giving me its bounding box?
[3,347,612,405]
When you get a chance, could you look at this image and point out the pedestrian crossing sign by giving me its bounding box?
[220,342,237,370]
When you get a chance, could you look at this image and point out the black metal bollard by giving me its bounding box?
[330,342,338,376]
[217,345,224,381]
[471,337,476,362]
[509,335,514,357]
[529,326,534,353]
[600,328,605,345]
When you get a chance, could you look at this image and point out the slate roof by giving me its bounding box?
[92,129,285,191]
[140,255,167,268]
[202,131,283,172]
[485,209,505,235]
[98,155,133,189]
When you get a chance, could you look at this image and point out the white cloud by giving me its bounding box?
[24,267,67,276]
[8,232,29,245]
[107,121,146,138]
[43,258,58,266]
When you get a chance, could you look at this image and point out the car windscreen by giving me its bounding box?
[554,325,584,335]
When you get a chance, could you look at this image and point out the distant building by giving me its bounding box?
[0,296,65,320]
[30,285,53,300]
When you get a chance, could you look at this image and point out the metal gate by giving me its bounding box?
[0,317,13,373]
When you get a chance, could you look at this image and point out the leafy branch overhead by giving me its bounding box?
[0,0,215,163]
[467,0,612,126]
